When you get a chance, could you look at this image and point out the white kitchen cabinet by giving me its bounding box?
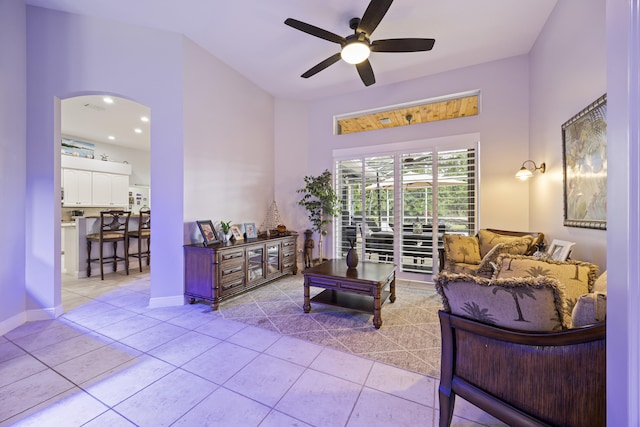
[111,174,129,206]
[92,172,129,207]
[62,169,92,206]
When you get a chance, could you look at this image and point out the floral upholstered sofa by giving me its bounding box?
[434,254,606,426]
[438,229,544,277]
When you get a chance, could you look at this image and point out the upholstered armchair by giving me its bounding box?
[434,255,606,427]
[438,228,544,277]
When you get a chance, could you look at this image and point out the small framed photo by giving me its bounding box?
[546,239,576,261]
[230,224,244,241]
[244,222,257,239]
[196,220,219,246]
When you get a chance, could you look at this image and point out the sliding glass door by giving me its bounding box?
[335,145,476,279]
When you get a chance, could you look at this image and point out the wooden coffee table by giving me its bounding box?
[302,259,396,329]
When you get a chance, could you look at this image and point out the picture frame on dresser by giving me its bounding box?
[546,239,575,261]
[244,222,257,239]
[196,220,219,246]
[230,224,244,241]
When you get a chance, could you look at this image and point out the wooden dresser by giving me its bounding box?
[184,233,298,309]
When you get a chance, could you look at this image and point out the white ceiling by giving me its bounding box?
[35,0,558,148]
[61,95,151,151]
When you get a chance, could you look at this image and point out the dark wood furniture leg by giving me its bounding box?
[390,275,396,303]
[373,286,383,328]
[438,310,456,427]
[112,241,117,272]
[99,240,104,279]
[86,240,92,277]
[303,276,311,313]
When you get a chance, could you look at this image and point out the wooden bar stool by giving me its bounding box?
[128,208,150,272]
[86,210,131,280]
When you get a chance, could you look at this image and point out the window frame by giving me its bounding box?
[333,134,479,282]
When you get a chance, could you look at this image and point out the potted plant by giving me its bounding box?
[219,220,232,242]
[297,169,341,263]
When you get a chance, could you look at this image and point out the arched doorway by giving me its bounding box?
[59,94,151,308]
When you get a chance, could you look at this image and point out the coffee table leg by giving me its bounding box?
[373,287,382,329]
[390,274,396,303]
[303,277,311,313]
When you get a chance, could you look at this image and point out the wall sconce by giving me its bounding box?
[515,160,546,180]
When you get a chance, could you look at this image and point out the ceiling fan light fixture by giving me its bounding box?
[341,41,370,64]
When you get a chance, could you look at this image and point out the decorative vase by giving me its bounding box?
[346,239,358,269]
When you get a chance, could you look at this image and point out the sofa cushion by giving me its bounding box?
[477,229,534,258]
[571,292,607,327]
[593,270,607,293]
[474,240,536,278]
[446,262,479,275]
[435,272,567,331]
[492,255,599,318]
[443,234,482,264]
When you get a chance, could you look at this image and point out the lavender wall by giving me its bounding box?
[182,38,275,241]
[274,99,310,243]
[20,5,276,317]
[529,0,607,269]
[275,56,532,261]
[0,0,27,334]
[26,6,185,311]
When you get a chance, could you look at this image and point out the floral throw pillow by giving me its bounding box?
[443,234,482,265]
[492,254,599,318]
[477,229,534,259]
[434,272,567,331]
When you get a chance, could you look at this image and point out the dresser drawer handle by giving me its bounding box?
[223,252,243,260]
[283,252,294,257]
[283,241,294,247]
[223,266,242,275]
[283,262,294,268]
[223,278,244,289]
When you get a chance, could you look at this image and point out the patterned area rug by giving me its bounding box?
[213,273,444,378]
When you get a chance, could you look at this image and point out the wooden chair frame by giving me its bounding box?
[86,210,131,280]
[438,310,606,427]
[128,208,150,272]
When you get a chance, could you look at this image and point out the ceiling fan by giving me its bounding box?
[284,0,435,87]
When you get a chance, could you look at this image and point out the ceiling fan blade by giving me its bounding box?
[301,53,342,78]
[357,0,393,37]
[356,59,376,86]
[371,38,436,52]
[284,18,345,45]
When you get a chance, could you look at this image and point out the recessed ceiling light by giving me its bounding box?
[108,136,115,140]
[103,97,114,104]
[140,116,149,122]
[134,128,142,134]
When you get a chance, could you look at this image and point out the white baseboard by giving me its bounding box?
[0,311,27,336]
[0,304,65,336]
[27,304,64,321]
[148,295,185,308]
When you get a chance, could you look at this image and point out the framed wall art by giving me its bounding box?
[562,94,607,230]
[196,220,219,246]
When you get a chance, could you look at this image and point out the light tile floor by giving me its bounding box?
[0,269,505,426]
